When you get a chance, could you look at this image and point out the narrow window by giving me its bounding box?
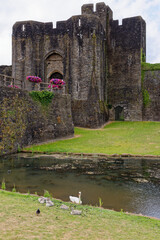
[22,24,25,31]
[78,19,81,27]
[77,82,79,92]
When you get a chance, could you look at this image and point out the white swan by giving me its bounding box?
[69,192,82,204]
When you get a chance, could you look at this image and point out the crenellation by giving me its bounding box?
[81,4,94,15]
[44,22,53,34]
[56,21,66,30]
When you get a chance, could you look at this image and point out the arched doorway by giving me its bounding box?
[115,106,124,121]
[49,72,63,80]
[45,52,63,82]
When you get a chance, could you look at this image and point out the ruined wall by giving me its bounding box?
[107,17,146,121]
[0,65,12,87]
[0,87,74,156]
[142,70,160,121]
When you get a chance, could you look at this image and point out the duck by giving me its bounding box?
[36,209,40,215]
[46,199,54,207]
[71,209,82,215]
[69,192,82,204]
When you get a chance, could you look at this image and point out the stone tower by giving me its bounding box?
[12,2,146,126]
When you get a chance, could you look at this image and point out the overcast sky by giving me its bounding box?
[0,0,160,65]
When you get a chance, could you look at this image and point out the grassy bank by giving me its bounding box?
[24,122,160,155]
[0,190,160,240]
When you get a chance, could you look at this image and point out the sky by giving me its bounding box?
[0,0,160,65]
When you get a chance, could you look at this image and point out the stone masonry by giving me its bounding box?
[0,86,74,156]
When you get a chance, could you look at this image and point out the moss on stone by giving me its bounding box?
[141,48,146,63]
[99,100,108,113]
[141,62,160,71]
[0,95,27,155]
[142,89,151,107]
[141,67,151,107]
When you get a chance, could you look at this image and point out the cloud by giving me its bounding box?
[0,0,160,64]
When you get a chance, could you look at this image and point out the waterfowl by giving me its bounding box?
[36,209,40,215]
[60,204,69,210]
[46,199,54,207]
[69,192,82,204]
[71,209,82,215]
[38,197,47,204]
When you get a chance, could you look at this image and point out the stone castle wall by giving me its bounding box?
[13,2,160,126]
[12,3,111,127]
[0,87,74,156]
[107,17,146,121]
[142,70,160,121]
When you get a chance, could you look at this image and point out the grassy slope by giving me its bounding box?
[0,190,160,240]
[24,122,160,155]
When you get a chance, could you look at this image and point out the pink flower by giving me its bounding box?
[8,85,19,88]
[26,76,42,83]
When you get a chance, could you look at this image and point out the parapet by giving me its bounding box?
[12,21,53,38]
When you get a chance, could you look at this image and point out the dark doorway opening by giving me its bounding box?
[50,72,63,80]
[115,106,124,121]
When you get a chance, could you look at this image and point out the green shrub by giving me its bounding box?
[29,91,54,106]
[12,184,16,192]
[44,190,52,198]
[1,179,6,190]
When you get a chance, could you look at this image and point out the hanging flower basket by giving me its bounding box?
[26,76,42,83]
[50,78,65,85]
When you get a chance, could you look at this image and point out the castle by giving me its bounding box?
[11,2,160,127]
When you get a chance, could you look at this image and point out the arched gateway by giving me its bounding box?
[45,52,63,82]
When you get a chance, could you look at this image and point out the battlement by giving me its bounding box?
[81,2,111,15]
[12,21,54,38]
[110,16,146,50]
[112,16,145,28]
[81,2,113,31]
[82,4,94,15]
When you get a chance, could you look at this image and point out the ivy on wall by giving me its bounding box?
[140,50,159,107]
[141,69,151,107]
[29,91,54,107]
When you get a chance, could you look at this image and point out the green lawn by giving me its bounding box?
[24,121,160,155]
[0,190,160,240]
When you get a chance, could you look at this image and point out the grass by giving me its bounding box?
[24,121,160,156]
[0,190,160,240]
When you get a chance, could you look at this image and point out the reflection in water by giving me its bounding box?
[0,154,160,218]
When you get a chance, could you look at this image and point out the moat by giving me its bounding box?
[0,153,160,219]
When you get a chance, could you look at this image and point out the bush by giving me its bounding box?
[29,91,54,106]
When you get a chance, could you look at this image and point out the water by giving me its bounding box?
[0,154,160,218]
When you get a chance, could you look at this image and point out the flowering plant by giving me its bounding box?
[8,85,19,88]
[50,78,65,85]
[26,76,42,83]
[48,84,58,89]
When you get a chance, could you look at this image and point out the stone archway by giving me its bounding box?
[49,72,63,80]
[115,106,124,121]
[45,52,63,82]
